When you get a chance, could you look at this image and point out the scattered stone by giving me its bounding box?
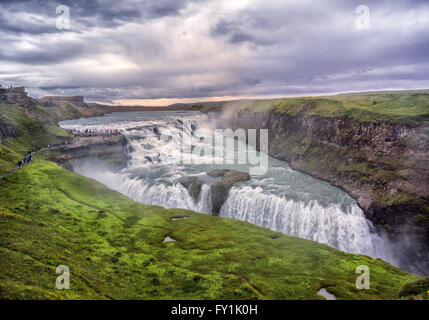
[171,216,188,220]
[163,236,176,243]
[317,288,336,300]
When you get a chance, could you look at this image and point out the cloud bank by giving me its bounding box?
[0,0,428,104]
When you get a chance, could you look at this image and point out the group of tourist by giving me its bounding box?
[17,151,34,167]
[15,139,76,169]
[66,127,121,136]
[47,139,76,148]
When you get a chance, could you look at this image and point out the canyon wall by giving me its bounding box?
[209,107,429,274]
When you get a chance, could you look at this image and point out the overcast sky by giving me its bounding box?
[0,0,428,105]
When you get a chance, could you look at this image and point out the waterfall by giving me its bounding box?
[74,165,213,214]
[196,184,212,213]
[220,186,394,262]
[64,110,396,266]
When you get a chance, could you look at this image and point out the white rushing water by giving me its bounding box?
[60,111,396,264]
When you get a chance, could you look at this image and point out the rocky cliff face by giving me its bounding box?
[180,169,251,215]
[36,95,104,120]
[0,123,19,143]
[46,135,130,171]
[209,107,429,274]
[0,86,32,106]
[38,96,86,108]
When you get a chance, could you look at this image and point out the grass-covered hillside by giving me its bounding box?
[0,100,102,175]
[221,90,429,125]
[0,160,420,299]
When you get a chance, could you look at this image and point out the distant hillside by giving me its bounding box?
[203,90,429,124]
[88,102,199,113]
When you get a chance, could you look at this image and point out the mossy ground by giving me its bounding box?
[0,160,419,299]
[399,277,429,300]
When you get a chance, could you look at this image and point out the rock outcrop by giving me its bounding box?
[47,135,130,171]
[208,169,251,215]
[38,95,86,108]
[180,169,251,216]
[0,86,31,106]
[180,177,204,202]
[36,95,104,119]
[0,123,19,143]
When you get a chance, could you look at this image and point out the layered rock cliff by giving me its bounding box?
[46,135,130,171]
[38,95,86,108]
[0,86,32,106]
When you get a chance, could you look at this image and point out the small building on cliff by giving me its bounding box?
[0,86,30,105]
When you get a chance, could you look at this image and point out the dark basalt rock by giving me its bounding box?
[181,169,250,216]
[210,182,229,215]
[153,127,161,135]
[180,177,204,202]
[207,169,229,178]
[0,123,19,142]
[47,134,130,171]
[209,170,250,216]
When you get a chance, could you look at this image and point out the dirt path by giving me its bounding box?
[0,166,20,179]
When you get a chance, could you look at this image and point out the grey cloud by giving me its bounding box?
[1,0,429,102]
[0,0,203,33]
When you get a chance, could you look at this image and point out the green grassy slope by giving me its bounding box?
[207,91,429,125]
[0,160,419,299]
[0,101,102,175]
